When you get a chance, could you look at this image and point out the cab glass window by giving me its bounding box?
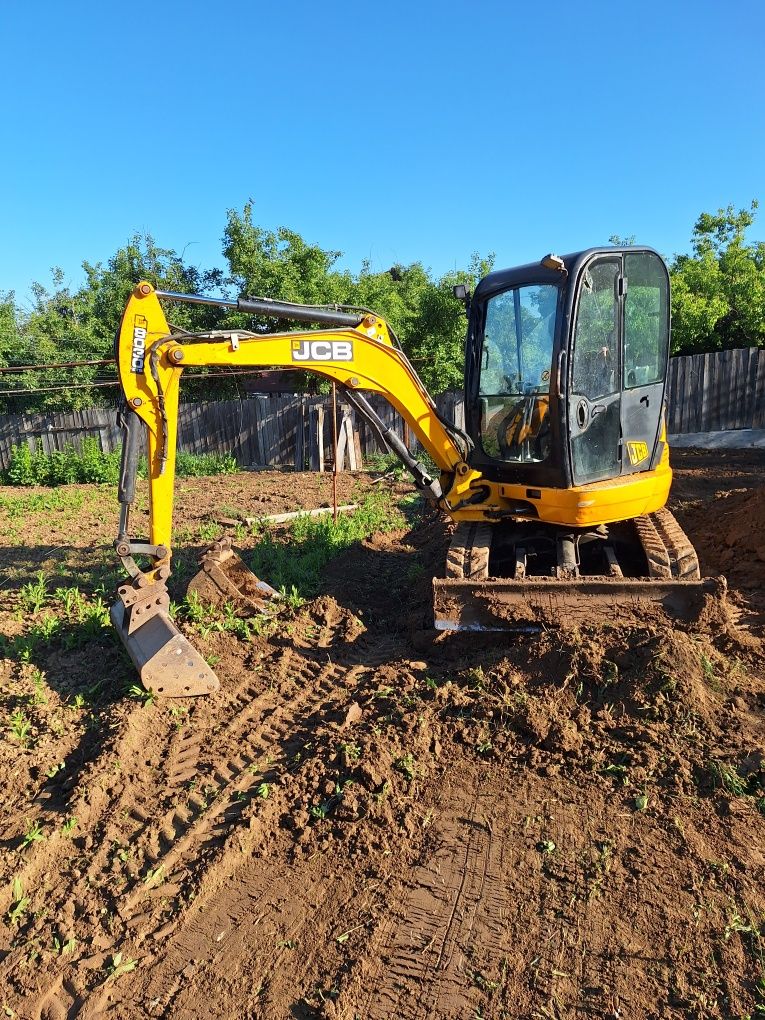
[478,284,557,463]
[571,261,619,400]
[623,251,669,388]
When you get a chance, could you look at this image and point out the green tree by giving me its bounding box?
[1,236,223,412]
[223,202,351,308]
[670,201,765,353]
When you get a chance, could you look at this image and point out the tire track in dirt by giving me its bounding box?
[14,638,376,1020]
[0,701,160,916]
[350,773,510,1020]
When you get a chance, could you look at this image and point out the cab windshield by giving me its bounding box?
[478,283,557,463]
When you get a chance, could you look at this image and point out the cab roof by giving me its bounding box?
[473,246,664,300]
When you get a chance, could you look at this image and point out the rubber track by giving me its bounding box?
[651,508,701,579]
[634,509,700,580]
[445,522,492,580]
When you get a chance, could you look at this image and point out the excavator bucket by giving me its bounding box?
[186,538,281,613]
[111,586,220,698]
[111,540,280,699]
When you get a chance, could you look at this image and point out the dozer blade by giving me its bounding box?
[111,597,220,698]
[433,575,726,632]
[186,538,280,613]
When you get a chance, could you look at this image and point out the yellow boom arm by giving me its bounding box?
[115,282,485,580]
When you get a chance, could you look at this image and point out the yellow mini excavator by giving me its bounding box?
[112,246,719,696]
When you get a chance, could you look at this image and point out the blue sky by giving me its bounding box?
[2,0,763,305]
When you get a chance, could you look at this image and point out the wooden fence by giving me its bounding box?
[1,348,762,472]
[0,392,465,473]
[666,347,765,434]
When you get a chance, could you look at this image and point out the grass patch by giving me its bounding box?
[0,489,86,518]
[2,441,238,487]
[247,490,410,597]
[707,758,765,812]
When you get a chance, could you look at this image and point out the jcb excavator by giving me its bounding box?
[113,247,719,696]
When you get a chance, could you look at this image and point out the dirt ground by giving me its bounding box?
[1,451,764,1020]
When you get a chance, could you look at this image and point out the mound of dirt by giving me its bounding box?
[685,485,765,588]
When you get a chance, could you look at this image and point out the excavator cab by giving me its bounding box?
[464,247,670,491]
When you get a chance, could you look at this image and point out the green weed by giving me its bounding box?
[128,684,156,707]
[279,585,306,610]
[0,489,85,518]
[174,451,237,477]
[339,741,362,763]
[6,879,29,927]
[2,442,237,488]
[247,491,408,598]
[709,760,749,798]
[395,753,417,781]
[20,821,45,850]
[105,952,137,980]
[198,520,222,542]
[8,710,32,747]
[19,572,48,613]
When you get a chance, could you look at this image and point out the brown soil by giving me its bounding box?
[1,452,764,1020]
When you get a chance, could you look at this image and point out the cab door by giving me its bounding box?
[620,251,670,474]
[568,258,622,484]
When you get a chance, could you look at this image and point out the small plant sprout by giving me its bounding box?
[128,684,155,707]
[340,741,362,764]
[476,735,493,755]
[53,936,77,956]
[8,710,32,747]
[29,669,48,706]
[309,802,331,821]
[537,839,556,855]
[634,792,649,812]
[7,878,29,926]
[255,783,270,799]
[21,821,45,849]
[45,762,65,779]
[395,753,417,781]
[143,865,165,888]
[106,952,137,980]
[279,585,306,610]
[708,759,748,797]
[19,571,48,613]
[61,816,78,836]
[601,762,629,785]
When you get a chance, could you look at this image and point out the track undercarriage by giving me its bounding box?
[434,509,722,631]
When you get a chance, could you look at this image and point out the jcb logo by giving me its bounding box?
[626,440,649,465]
[291,340,354,362]
[131,315,149,373]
